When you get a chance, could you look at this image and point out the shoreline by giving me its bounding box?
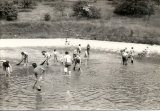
[0,38,160,55]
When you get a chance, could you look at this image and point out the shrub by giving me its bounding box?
[0,1,18,21]
[20,0,37,9]
[73,1,101,19]
[114,0,154,17]
[44,13,51,21]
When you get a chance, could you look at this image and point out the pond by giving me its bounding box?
[0,47,160,110]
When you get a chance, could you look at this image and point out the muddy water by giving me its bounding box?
[0,48,160,110]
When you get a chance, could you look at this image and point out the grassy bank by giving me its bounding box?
[1,20,160,45]
[0,0,160,45]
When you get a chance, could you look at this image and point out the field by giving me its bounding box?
[0,0,160,45]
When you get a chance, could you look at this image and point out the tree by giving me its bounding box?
[114,0,154,17]
[72,1,101,19]
[20,0,35,8]
[0,1,18,21]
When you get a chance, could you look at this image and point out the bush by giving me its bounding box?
[20,0,37,9]
[44,13,51,21]
[0,1,18,21]
[114,0,154,17]
[73,1,101,19]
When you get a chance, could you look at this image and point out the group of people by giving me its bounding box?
[121,46,149,65]
[1,44,149,91]
[0,44,91,91]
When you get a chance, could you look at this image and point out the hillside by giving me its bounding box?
[0,0,160,45]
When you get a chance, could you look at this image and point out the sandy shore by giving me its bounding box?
[0,38,160,54]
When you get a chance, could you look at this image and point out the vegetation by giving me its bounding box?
[44,13,51,21]
[73,1,101,19]
[114,0,154,17]
[0,1,18,21]
[0,0,160,45]
[19,0,37,9]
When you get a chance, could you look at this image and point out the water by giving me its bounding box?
[0,47,160,110]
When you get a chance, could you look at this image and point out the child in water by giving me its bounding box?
[16,52,28,66]
[64,51,72,76]
[32,63,45,91]
[53,49,58,62]
[0,60,12,77]
[73,54,81,71]
[40,51,51,66]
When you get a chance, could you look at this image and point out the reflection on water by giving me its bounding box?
[0,48,160,110]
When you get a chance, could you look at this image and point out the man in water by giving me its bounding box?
[16,52,28,66]
[73,49,78,60]
[53,49,58,62]
[77,44,82,54]
[40,51,51,66]
[32,63,45,91]
[64,51,72,76]
[86,44,90,56]
[73,54,81,71]
[0,60,12,77]
[130,47,134,64]
[121,48,128,65]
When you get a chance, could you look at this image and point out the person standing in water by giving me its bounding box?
[130,47,134,64]
[32,63,45,91]
[86,44,90,56]
[73,54,81,71]
[16,52,28,66]
[64,51,72,76]
[40,51,51,66]
[53,49,58,62]
[0,60,12,77]
[77,44,82,54]
[121,48,128,65]
[73,49,78,61]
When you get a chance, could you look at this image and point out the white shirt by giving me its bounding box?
[122,52,128,57]
[44,52,51,58]
[53,51,58,56]
[78,46,81,51]
[64,55,72,63]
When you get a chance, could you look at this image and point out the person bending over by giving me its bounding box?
[32,63,45,91]
[40,51,51,66]
[17,52,28,66]
[0,60,12,77]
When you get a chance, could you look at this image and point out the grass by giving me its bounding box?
[0,0,160,45]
